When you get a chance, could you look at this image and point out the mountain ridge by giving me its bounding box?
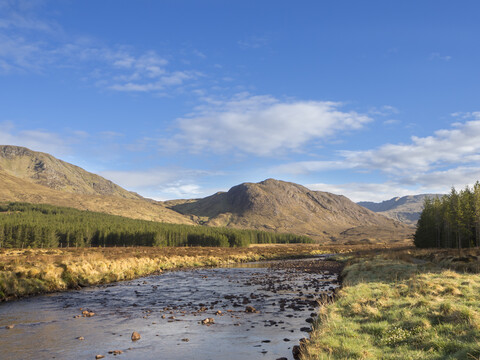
[358,194,443,225]
[0,145,142,200]
[168,178,414,243]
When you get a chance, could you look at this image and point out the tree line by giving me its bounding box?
[0,202,313,248]
[414,182,480,249]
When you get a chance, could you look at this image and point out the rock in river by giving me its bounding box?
[131,331,141,341]
[200,318,215,325]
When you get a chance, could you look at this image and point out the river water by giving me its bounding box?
[0,258,340,360]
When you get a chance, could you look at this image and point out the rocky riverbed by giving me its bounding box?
[0,257,342,360]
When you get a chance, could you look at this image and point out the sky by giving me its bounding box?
[1,0,480,202]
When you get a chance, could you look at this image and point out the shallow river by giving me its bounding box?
[0,258,340,360]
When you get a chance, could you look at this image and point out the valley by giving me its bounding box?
[2,145,476,360]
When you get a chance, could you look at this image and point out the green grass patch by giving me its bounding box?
[302,255,480,360]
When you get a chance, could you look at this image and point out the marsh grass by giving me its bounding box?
[302,248,480,360]
[0,243,362,301]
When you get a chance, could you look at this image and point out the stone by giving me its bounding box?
[82,310,95,317]
[95,356,105,359]
[131,331,141,341]
[245,305,257,313]
[292,345,301,359]
[5,325,14,329]
[200,318,215,325]
[77,336,85,340]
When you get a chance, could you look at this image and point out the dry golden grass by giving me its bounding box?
[0,243,411,301]
[0,243,361,301]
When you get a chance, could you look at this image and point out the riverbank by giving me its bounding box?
[302,248,480,359]
[0,244,357,301]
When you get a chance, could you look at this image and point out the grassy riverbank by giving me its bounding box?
[0,243,352,301]
[302,248,480,360]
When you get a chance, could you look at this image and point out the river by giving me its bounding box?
[0,257,340,360]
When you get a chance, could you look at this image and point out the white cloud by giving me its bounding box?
[277,115,480,176]
[278,113,480,200]
[340,117,480,174]
[175,93,372,156]
[100,168,184,189]
[162,183,203,198]
[100,168,221,200]
[402,166,480,189]
[0,121,71,156]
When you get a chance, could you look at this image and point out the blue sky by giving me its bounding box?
[1,0,480,201]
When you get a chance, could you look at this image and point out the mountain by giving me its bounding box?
[0,145,142,199]
[0,146,194,225]
[0,146,415,243]
[167,179,414,243]
[358,194,443,225]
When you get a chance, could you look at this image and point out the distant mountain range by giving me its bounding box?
[0,145,414,244]
[358,194,443,225]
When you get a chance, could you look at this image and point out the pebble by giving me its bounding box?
[108,350,123,355]
[200,318,215,325]
[131,331,141,341]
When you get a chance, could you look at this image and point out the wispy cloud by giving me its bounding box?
[0,121,71,156]
[429,52,452,62]
[238,35,269,49]
[100,168,221,200]
[368,105,399,116]
[383,119,400,125]
[307,182,419,202]
[174,93,372,156]
[0,3,202,93]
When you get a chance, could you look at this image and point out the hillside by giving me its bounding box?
[0,169,194,224]
[358,194,443,225]
[0,145,142,199]
[0,146,194,225]
[167,179,414,243]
